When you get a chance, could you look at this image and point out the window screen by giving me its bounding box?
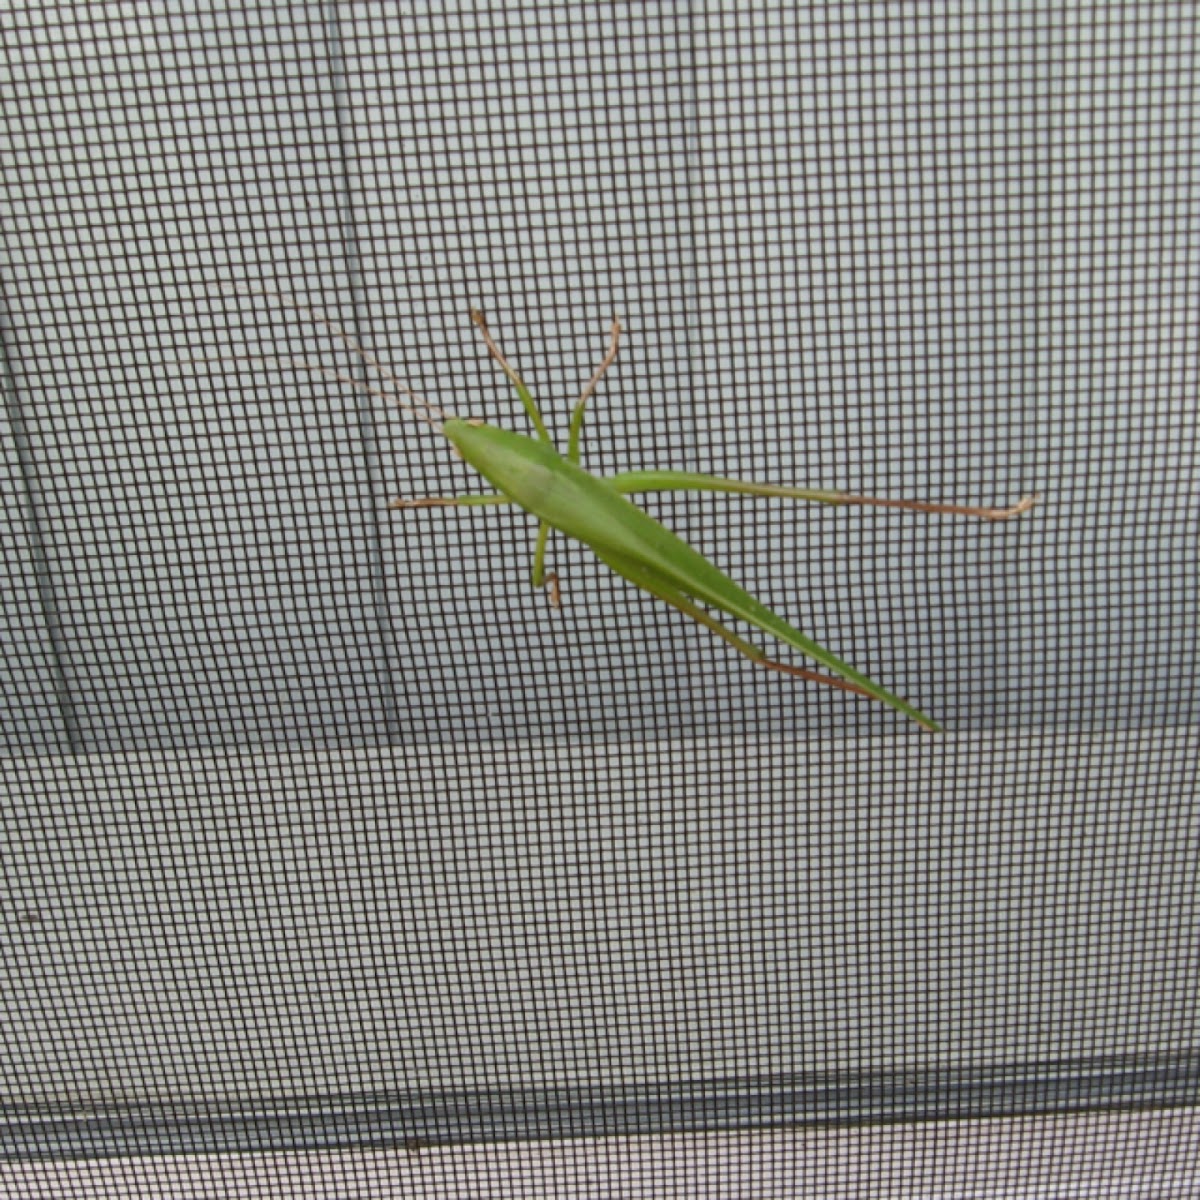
[1,2,1197,1192]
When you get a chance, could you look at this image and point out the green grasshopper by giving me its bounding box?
[247,290,1035,732]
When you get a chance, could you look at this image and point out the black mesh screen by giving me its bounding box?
[1,2,1197,1192]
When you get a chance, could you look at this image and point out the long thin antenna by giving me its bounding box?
[177,351,421,423]
[220,283,451,430]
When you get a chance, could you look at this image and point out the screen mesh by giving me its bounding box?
[1,1,1197,1191]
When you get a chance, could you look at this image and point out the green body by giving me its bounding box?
[239,291,1030,728]
[444,418,940,731]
